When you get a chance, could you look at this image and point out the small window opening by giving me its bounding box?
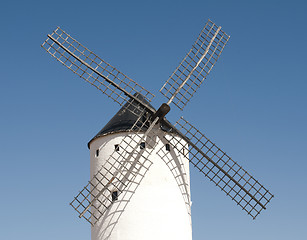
[96,149,99,157]
[112,190,118,202]
[114,144,120,152]
[140,142,145,149]
[166,143,170,152]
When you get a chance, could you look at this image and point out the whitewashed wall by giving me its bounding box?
[89,128,192,240]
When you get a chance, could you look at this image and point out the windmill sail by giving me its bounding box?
[71,132,154,225]
[42,27,155,116]
[70,97,157,225]
[161,117,274,219]
[160,19,230,110]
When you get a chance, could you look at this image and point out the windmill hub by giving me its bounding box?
[152,103,171,122]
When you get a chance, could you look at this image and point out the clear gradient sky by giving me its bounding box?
[0,0,306,239]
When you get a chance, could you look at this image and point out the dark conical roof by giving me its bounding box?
[88,94,154,148]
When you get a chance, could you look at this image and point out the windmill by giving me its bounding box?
[42,19,274,240]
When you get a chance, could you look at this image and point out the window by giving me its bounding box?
[96,149,99,157]
[166,143,170,152]
[140,142,145,149]
[114,144,120,152]
[112,191,118,201]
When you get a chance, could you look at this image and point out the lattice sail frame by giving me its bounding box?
[42,27,155,117]
[159,117,274,219]
[160,19,230,110]
[70,109,156,225]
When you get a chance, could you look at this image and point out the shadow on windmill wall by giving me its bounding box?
[157,135,191,216]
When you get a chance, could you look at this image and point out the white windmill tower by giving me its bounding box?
[87,96,192,240]
[42,19,274,240]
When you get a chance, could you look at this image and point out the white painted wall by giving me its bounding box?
[89,128,192,240]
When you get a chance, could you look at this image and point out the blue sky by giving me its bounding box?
[0,0,306,239]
